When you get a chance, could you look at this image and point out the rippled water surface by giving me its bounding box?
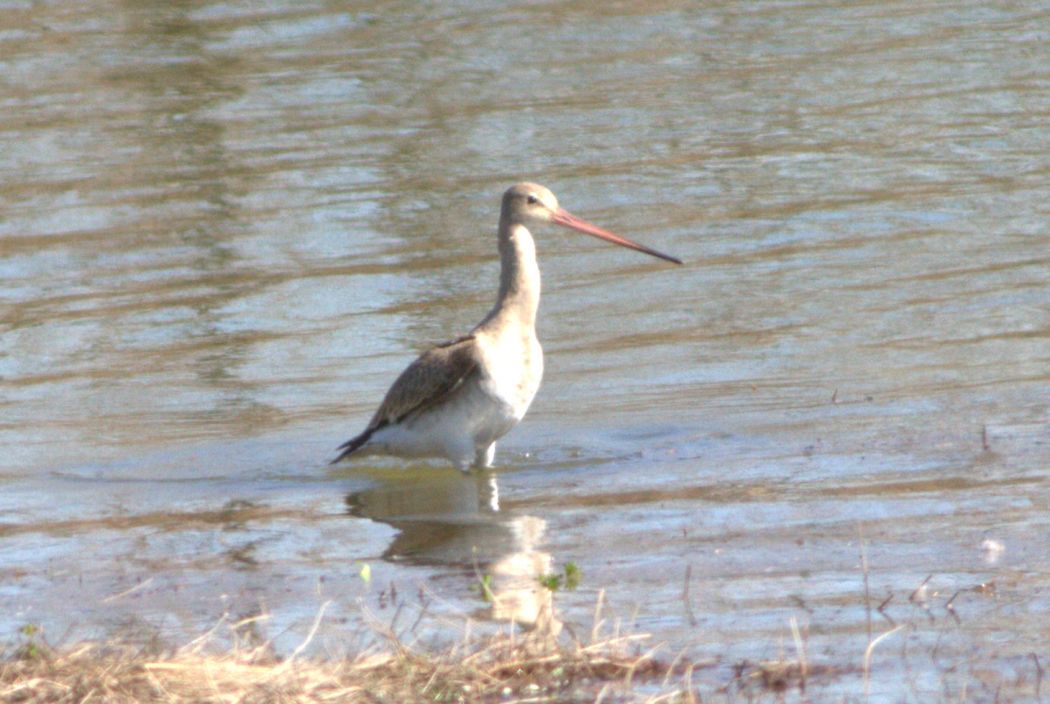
[3,1,1049,699]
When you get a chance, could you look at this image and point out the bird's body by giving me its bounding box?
[333,183,679,471]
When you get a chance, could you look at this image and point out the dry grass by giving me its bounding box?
[2,614,1039,704]
[3,571,1041,703]
[0,605,702,704]
[0,636,694,704]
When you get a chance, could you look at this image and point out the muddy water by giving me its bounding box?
[2,0,1049,698]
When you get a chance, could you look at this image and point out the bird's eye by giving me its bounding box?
[526,195,539,205]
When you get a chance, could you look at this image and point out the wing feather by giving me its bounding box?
[332,335,480,464]
[367,334,480,430]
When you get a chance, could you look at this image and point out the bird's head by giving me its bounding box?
[500,182,682,265]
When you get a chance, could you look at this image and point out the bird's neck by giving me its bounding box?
[479,221,541,333]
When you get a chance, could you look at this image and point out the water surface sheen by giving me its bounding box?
[2,1,1048,698]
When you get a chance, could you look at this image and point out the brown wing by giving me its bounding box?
[332,335,481,464]
[366,334,481,430]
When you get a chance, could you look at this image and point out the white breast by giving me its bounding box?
[477,331,544,427]
[366,331,543,470]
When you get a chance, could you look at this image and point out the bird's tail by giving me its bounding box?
[330,428,375,465]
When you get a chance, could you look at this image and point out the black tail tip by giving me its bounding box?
[330,430,372,465]
[329,444,357,465]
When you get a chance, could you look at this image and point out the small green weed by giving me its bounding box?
[16,623,45,661]
[538,562,582,592]
[474,573,495,602]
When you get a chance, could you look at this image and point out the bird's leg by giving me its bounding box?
[474,442,496,469]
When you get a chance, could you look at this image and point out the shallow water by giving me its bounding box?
[2,0,1049,698]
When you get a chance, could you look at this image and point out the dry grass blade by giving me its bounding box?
[863,624,905,700]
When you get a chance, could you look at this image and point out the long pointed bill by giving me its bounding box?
[549,208,682,265]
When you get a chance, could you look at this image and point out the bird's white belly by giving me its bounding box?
[370,337,542,468]
[367,378,518,465]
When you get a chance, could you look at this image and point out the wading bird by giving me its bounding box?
[332,183,680,471]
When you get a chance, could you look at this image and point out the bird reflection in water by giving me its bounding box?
[345,470,560,634]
